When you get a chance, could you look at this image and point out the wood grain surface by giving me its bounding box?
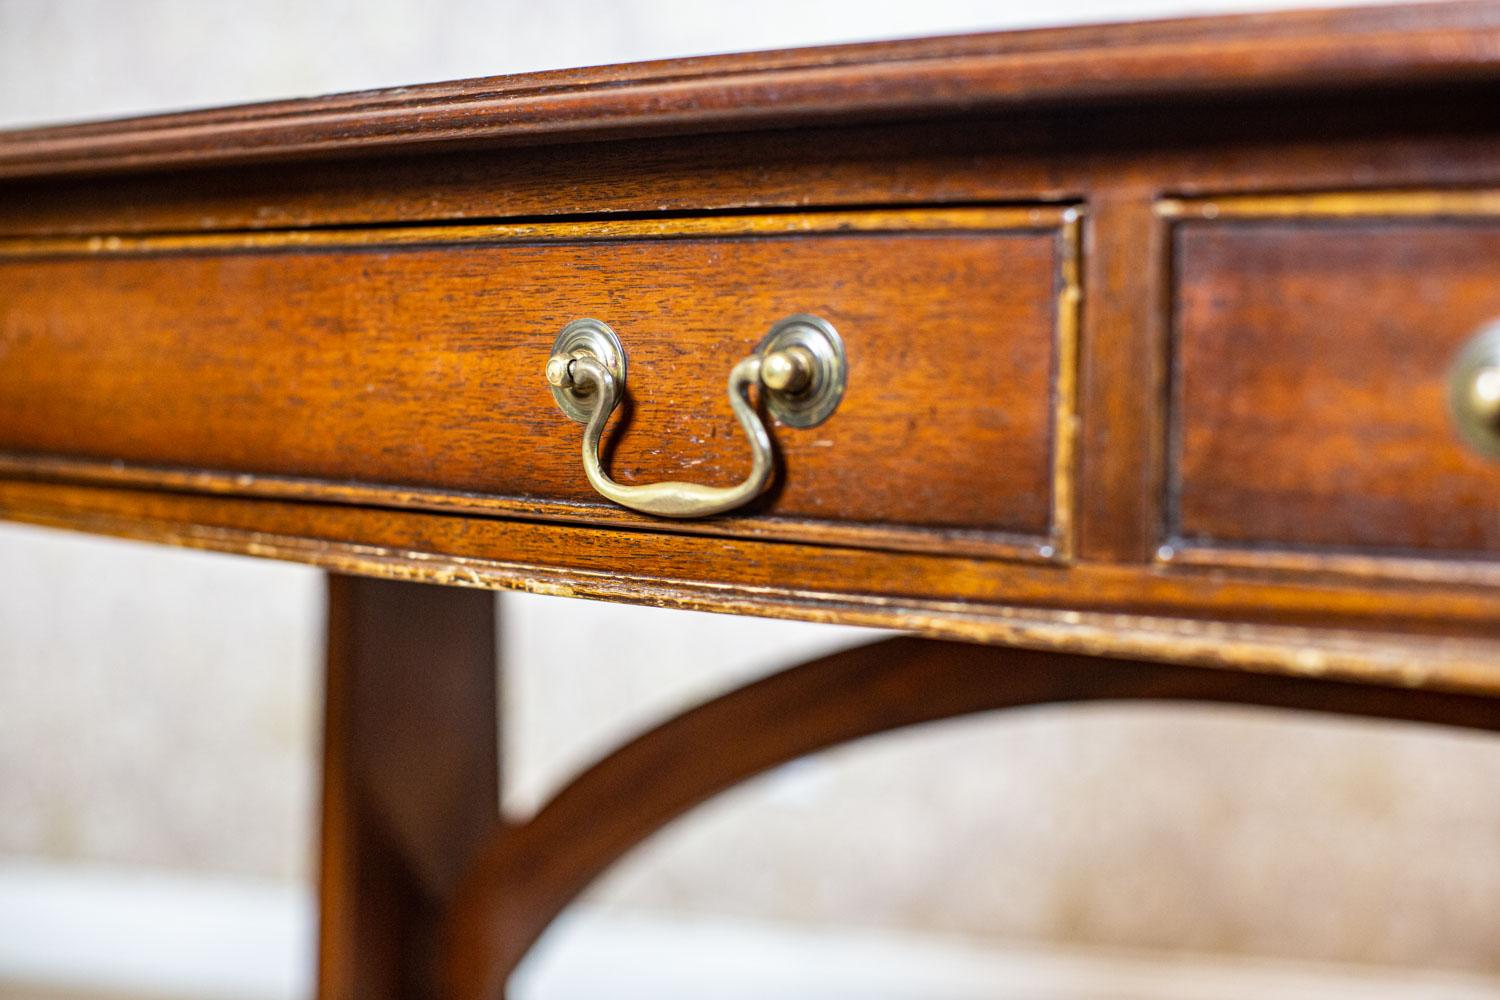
[441,636,1500,999]
[2,1,1500,179]
[5,477,1500,695]
[11,8,1500,1000]
[1172,208,1500,557]
[3,4,1500,686]
[319,575,498,1000]
[0,210,1073,553]
[6,90,1500,239]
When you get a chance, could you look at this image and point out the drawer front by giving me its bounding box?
[1169,194,1500,563]
[0,209,1077,556]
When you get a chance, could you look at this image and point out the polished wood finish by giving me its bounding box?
[8,471,1500,698]
[320,576,497,1000]
[1171,195,1500,558]
[7,477,1500,683]
[9,9,1500,997]
[4,1,1500,180]
[1077,196,1168,564]
[0,209,1073,554]
[443,636,1500,999]
[3,10,1498,668]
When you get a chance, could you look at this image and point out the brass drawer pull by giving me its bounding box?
[545,315,846,518]
[1449,321,1500,459]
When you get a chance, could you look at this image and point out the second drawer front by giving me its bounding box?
[1171,199,1500,561]
[0,209,1076,555]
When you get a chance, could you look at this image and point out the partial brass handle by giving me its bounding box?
[1449,321,1500,460]
[545,315,846,518]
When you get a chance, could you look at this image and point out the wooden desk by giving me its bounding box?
[3,3,1500,997]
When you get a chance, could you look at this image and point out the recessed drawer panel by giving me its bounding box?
[1170,196,1500,561]
[0,209,1077,556]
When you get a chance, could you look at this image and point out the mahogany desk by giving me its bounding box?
[4,3,1500,997]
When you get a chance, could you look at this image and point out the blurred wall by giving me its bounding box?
[3,0,1500,986]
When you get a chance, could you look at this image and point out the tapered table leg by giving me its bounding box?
[318,575,499,1000]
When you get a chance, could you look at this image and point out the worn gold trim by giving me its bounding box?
[1158,189,1500,220]
[0,205,1074,258]
[1047,208,1083,561]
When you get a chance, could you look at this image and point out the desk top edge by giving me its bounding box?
[2,0,1498,180]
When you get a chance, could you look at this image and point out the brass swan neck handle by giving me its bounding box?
[559,352,773,518]
[545,316,846,519]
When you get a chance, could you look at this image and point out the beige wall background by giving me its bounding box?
[2,0,1499,996]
